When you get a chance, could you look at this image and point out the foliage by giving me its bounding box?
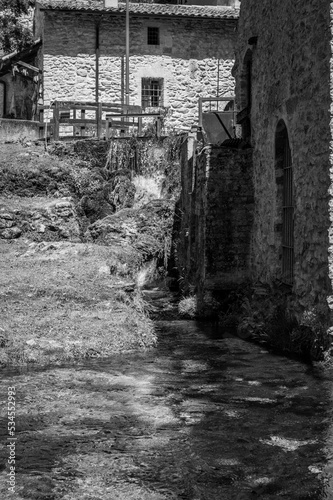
[0,0,34,53]
[219,280,331,362]
[105,134,183,200]
[178,295,197,318]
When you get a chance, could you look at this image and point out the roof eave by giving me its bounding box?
[37,4,239,21]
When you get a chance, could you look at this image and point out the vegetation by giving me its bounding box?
[218,280,331,362]
[105,134,183,200]
[0,0,34,54]
[0,141,163,367]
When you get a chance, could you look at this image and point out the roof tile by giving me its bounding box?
[36,0,239,19]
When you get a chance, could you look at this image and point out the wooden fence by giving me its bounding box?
[38,101,163,140]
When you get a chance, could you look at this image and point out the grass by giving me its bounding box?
[0,238,156,367]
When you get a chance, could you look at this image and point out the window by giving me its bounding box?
[275,120,294,285]
[141,78,163,108]
[147,27,160,45]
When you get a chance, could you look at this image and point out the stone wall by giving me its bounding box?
[234,0,333,319]
[177,138,254,308]
[38,10,236,131]
[0,199,80,242]
[0,119,40,142]
[0,72,36,120]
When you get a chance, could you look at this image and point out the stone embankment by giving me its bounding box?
[0,198,80,241]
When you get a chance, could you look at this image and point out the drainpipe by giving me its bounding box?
[95,21,101,103]
[125,0,129,105]
[121,56,124,106]
[217,59,220,111]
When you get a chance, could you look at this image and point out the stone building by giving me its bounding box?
[0,40,41,120]
[231,0,333,320]
[178,0,333,333]
[33,0,238,131]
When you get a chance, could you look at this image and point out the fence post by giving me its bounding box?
[53,101,60,141]
[156,116,161,138]
[198,97,203,129]
[97,103,102,139]
[38,107,44,139]
[106,118,110,140]
[81,109,86,137]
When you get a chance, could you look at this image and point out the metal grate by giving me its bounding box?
[141,78,163,108]
[147,27,160,45]
[282,134,294,284]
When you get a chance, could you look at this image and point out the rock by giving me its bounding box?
[0,219,14,229]
[79,193,114,222]
[0,227,22,239]
[98,264,110,275]
[86,199,175,262]
[58,228,70,239]
[104,173,136,211]
[20,220,31,231]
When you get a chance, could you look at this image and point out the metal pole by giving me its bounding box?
[125,0,129,105]
[217,59,220,111]
[95,23,100,104]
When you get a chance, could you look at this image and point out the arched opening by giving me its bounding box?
[275,120,294,285]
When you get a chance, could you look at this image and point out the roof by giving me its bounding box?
[36,1,239,19]
[0,39,41,77]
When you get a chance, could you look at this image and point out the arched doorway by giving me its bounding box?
[275,120,294,284]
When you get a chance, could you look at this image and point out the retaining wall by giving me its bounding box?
[0,119,41,142]
[178,139,254,309]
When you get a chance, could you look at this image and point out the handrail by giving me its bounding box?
[198,96,235,128]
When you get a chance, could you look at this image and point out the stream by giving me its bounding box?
[1,314,333,499]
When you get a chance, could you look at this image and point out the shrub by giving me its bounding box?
[178,295,197,318]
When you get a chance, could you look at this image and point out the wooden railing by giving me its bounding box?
[38,101,163,140]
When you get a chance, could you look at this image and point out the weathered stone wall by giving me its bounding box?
[0,119,40,142]
[178,139,254,306]
[0,73,36,120]
[234,0,333,318]
[39,10,236,131]
[204,147,254,291]
[0,199,80,242]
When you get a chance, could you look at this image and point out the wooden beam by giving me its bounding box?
[106,112,161,118]
[109,120,138,127]
[17,60,41,73]
[53,101,60,141]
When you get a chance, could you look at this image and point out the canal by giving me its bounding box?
[0,319,333,499]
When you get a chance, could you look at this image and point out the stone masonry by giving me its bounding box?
[177,137,254,311]
[34,1,237,131]
[233,0,333,320]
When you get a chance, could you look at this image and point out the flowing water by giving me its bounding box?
[1,319,333,499]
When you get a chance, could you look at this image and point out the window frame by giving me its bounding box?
[141,77,164,109]
[147,27,160,46]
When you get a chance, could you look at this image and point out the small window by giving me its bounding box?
[147,27,160,45]
[142,78,163,108]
